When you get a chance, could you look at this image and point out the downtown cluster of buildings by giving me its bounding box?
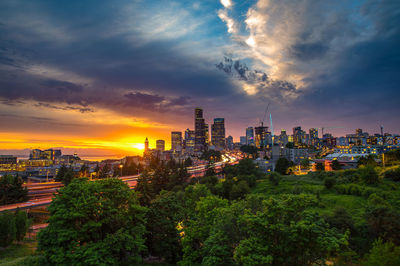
[143,107,230,161]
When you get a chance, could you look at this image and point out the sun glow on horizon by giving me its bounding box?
[132,143,145,151]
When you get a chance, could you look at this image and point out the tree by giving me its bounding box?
[146,191,185,263]
[0,174,28,205]
[324,176,336,189]
[332,160,342,170]
[268,172,281,186]
[275,157,292,175]
[240,145,258,158]
[384,167,400,181]
[300,159,311,170]
[0,212,16,248]
[38,178,147,265]
[184,157,193,167]
[55,165,76,185]
[15,209,29,242]
[359,165,379,185]
[201,150,222,162]
[363,239,400,266]
[358,155,378,167]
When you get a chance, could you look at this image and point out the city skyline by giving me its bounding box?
[0,0,399,156]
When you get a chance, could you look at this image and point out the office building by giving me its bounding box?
[171,131,182,151]
[309,128,318,146]
[240,136,247,146]
[156,140,165,152]
[226,136,233,150]
[194,107,206,152]
[0,155,17,165]
[246,127,254,145]
[184,129,195,152]
[211,118,225,150]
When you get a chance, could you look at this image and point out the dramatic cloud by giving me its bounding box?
[0,0,399,154]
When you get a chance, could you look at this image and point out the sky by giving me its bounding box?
[0,0,399,156]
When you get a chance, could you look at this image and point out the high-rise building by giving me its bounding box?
[240,136,247,146]
[226,136,233,150]
[293,126,305,146]
[184,129,195,152]
[156,140,165,152]
[211,118,225,150]
[255,126,268,149]
[246,127,254,145]
[277,129,288,146]
[194,107,206,152]
[309,128,318,146]
[171,131,182,151]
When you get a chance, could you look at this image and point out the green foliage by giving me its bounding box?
[55,165,76,185]
[384,167,400,181]
[229,180,250,200]
[359,165,379,185]
[300,158,310,169]
[358,155,378,167]
[365,205,400,245]
[180,194,347,265]
[15,210,29,242]
[324,207,355,233]
[240,145,258,157]
[0,212,16,248]
[146,191,185,263]
[275,157,293,175]
[38,178,147,265]
[0,174,28,205]
[384,149,400,166]
[363,239,400,266]
[268,172,281,186]
[324,176,336,189]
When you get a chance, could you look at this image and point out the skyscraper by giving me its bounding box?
[194,107,206,152]
[171,132,182,151]
[226,136,233,150]
[309,128,318,146]
[156,140,165,152]
[184,128,195,152]
[293,126,304,146]
[211,118,225,150]
[246,127,254,145]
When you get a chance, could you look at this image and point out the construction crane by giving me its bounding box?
[259,103,270,127]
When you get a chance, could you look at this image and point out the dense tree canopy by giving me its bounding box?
[38,178,147,265]
[0,174,28,205]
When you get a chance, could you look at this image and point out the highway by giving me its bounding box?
[0,153,242,212]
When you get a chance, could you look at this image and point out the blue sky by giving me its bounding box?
[0,0,399,154]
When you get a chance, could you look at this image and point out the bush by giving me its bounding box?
[268,172,281,186]
[324,176,336,189]
[363,239,400,266]
[359,166,379,185]
[15,209,29,241]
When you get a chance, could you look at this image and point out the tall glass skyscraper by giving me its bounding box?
[194,107,206,152]
[246,127,254,145]
[171,131,182,151]
[211,118,225,150]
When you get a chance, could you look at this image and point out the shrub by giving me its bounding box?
[268,172,281,186]
[359,166,379,185]
[324,176,336,189]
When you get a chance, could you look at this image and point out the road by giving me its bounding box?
[0,153,242,212]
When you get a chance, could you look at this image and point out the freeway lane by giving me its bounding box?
[0,153,242,212]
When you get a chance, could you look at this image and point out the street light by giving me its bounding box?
[119,164,123,177]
